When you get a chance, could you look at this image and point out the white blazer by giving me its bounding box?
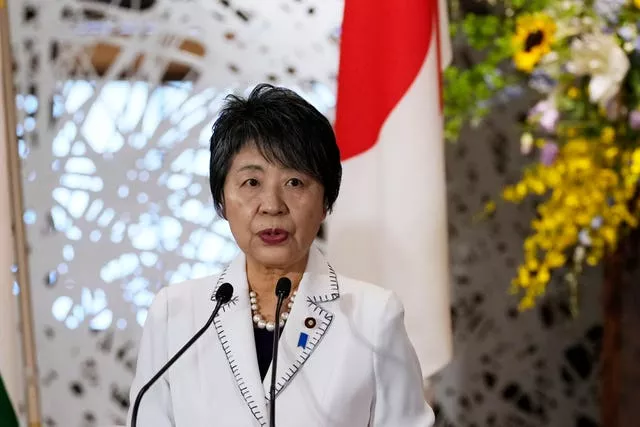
[128,245,434,426]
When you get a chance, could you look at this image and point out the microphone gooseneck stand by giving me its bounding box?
[130,282,234,427]
[269,277,292,427]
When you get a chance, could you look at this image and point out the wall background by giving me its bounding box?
[434,94,603,426]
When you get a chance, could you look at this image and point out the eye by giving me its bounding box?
[287,178,303,187]
[243,178,259,187]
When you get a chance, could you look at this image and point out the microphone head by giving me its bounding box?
[215,283,234,303]
[275,277,292,298]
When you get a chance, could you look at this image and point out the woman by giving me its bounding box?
[128,84,434,426]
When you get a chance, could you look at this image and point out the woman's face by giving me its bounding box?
[222,144,326,270]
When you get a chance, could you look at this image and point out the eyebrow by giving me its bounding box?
[234,164,265,173]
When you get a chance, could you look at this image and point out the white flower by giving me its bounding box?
[520,132,534,155]
[578,229,592,246]
[594,0,626,22]
[618,24,637,41]
[567,33,630,106]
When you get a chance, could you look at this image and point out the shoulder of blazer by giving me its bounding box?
[334,273,394,312]
[151,274,222,317]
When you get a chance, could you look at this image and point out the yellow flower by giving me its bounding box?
[536,267,550,284]
[513,13,556,72]
[567,87,579,99]
[631,148,640,174]
[519,295,535,311]
[635,0,640,9]
[527,178,546,195]
[601,127,615,144]
[565,138,588,153]
[484,201,496,215]
[539,239,553,250]
[564,193,579,208]
[587,255,599,266]
[576,212,591,226]
[500,131,640,311]
[542,169,561,186]
[547,252,566,268]
[518,267,531,287]
[600,226,617,248]
[605,147,619,161]
[590,190,605,204]
[563,225,578,240]
[502,187,518,202]
[524,237,537,251]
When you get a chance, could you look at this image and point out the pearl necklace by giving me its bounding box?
[250,289,297,331]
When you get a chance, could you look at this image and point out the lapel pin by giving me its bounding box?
[297,332,309,349]
[304,317,316,329]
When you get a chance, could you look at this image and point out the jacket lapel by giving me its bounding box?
[263,246,340,400]
[211,254,269,426]
[211,245,340,423]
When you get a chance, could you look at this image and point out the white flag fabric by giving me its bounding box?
[327,0,453,378]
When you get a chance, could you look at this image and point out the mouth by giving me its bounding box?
[258,228,290,245]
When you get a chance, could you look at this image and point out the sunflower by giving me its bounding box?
[512,13,557,73]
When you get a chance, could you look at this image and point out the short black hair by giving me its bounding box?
[209,83,342,217]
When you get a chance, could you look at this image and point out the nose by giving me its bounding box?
[259,187,287,216]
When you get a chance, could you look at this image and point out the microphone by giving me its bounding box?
[130,282,234,427]
[269,277,291,427]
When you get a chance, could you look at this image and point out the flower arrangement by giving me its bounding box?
[445,0,640,312]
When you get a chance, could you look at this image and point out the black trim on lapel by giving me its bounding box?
[209,246,339,425]
[210,268,240,312]
[265,297,334,401]
[307,264,340,303]
[264,261,340,401]
[211,266,268,426]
